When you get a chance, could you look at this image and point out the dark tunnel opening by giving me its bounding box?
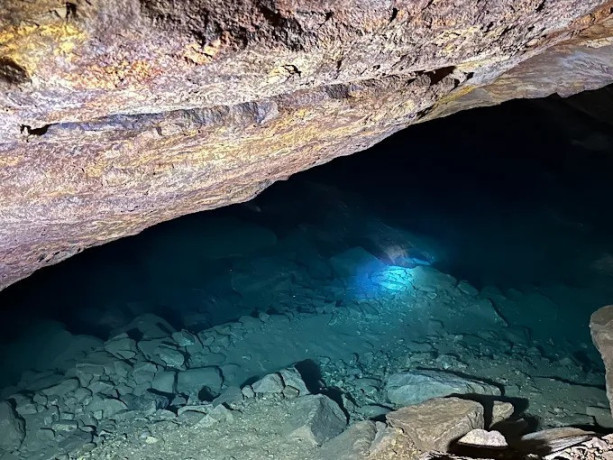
[2,89,613,458]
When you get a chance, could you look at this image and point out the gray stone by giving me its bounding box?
[457,280,479,296]
[151,371,176,394]
[385,370,500,406]
[104,334,138,360]
[386,397,484,452]
[517,427,596,455]
[196,404,234,427]
[0,401,25,451]
[112,313,176,340]
[458,429,508,447]
[176,367,223,398]
[491,401,514,427]
[241,386,255,399]
[212,386,243,407]
[329,247,386,278]
[41,378,80,397]
[288,394,347,446]
[279,367,309,396]
[252,373,284,395]
[132,362,158,384]
[85,396,128,419]
[156,347,185,368]
[318,421,377,460]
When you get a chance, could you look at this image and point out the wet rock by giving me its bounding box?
[411,266,457,293]
[287,394,347,446]
[151,371,176,394]
[586,405,613,429]
[85,396,128,419]
[457,280,479,297]
[318,420,377,460]
[41,378,81,397]
[104,334,139,360]
[197,404,235,427]
[176,367,223,398]
[252,373,285,395]
[457,429,508,447]
[279,367,310,396]
[138,339,185,368]
[241,386,256,399]
[491,400,515,427]
[385,397,484,452]
[0,401,25,451]
[112,313,176,340]
[329,247,386,278]
[590,305,613,417]
[516,427,596,455]
[212,386,243,408]
[385,369,500,406]
[132,362,158,385]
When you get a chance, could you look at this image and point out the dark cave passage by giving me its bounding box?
[2,90,613,458]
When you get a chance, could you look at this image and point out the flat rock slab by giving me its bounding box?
[386,369,501,406]
[386,397,484,452]
[516,427,596,455]
[287,394,347,446]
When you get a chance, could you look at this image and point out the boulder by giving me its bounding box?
[252,373,285,395]
[104,333,139,360]
[287,394,347,446]
[590,305,613,417]
[151,371,176,394]
[176,367,223,399]
[0,401,25,452]
[385,370,500,406]
[318,421,377,460]
[279,367,310,396]
[491,401,515,427]
[385,397,484,452]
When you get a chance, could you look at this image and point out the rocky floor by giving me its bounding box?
[0,253,610,460]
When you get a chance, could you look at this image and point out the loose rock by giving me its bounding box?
[0,401,25,451]
[386,397,484,452]
[288,394,347,446]
[386,369,500,406]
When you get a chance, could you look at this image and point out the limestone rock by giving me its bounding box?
[516,427,596,455]
[0,401,25,452]
[491,401,515,427]
[251,373,285,395]
[385,397,484,452]
[1,1,613,291]
[385,370,501,406]
[104,334,139,360]
[288,394,347,446]
[457,429,508,448]
[176,367,223,399]
[590,305,613,417]
[318,421,377,460]
[279,367,310,397]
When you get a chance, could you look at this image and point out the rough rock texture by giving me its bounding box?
[2,1,613,289]
[385,397,484,452]
[590,306,613,417]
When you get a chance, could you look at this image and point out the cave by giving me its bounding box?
[4,2,613,459]
[2,87,613,459]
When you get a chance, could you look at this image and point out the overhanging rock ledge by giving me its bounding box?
[2,0,613,290]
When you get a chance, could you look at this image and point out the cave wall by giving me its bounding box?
[1,0,613,290]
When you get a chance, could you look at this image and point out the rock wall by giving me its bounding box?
[2,0,613,290]
[591,305,613,417]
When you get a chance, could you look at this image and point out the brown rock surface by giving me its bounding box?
[384,397,484,452]
[2,1,613,289]
[590,305,613,417]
